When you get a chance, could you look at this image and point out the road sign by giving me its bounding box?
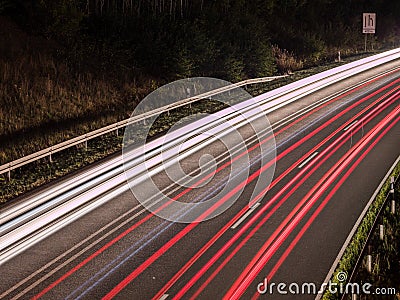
[363,13,376,34]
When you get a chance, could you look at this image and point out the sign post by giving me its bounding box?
[363,13,376,52]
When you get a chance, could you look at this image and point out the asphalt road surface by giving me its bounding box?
[1,60,399,300]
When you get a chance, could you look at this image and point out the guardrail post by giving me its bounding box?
[116,128,119,136]
[7,170,11,181]
[366,254,372,273]
[49,152,53,163]
[85,140,88,150]
[390,176,395,194]
[352,293,357,300]
[390,176,395,214]
[379,224,384,240]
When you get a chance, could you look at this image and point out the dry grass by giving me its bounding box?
[0,17,155,164]
[272,45,304,74]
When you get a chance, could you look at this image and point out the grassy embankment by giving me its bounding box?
[322,162,400,300]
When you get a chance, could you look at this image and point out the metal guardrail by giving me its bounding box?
[0,75,287,180]
[342,167,400,299]
[1,47,400,180]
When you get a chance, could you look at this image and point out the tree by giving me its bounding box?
[0,0,13,14]
[224,56,245,82]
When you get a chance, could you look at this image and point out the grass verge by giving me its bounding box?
[321,160,400,300]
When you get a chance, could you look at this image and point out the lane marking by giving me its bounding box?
[159,294,169,300]
[298,152,319,169]
[343,120,359,131]
[7,205,148,300]
[231,203,261,229]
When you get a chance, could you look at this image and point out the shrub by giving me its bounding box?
[272,45,303,74]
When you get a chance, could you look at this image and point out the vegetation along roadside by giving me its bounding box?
[322,160,400,300]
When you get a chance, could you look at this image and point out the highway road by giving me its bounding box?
[0,56,399,300]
